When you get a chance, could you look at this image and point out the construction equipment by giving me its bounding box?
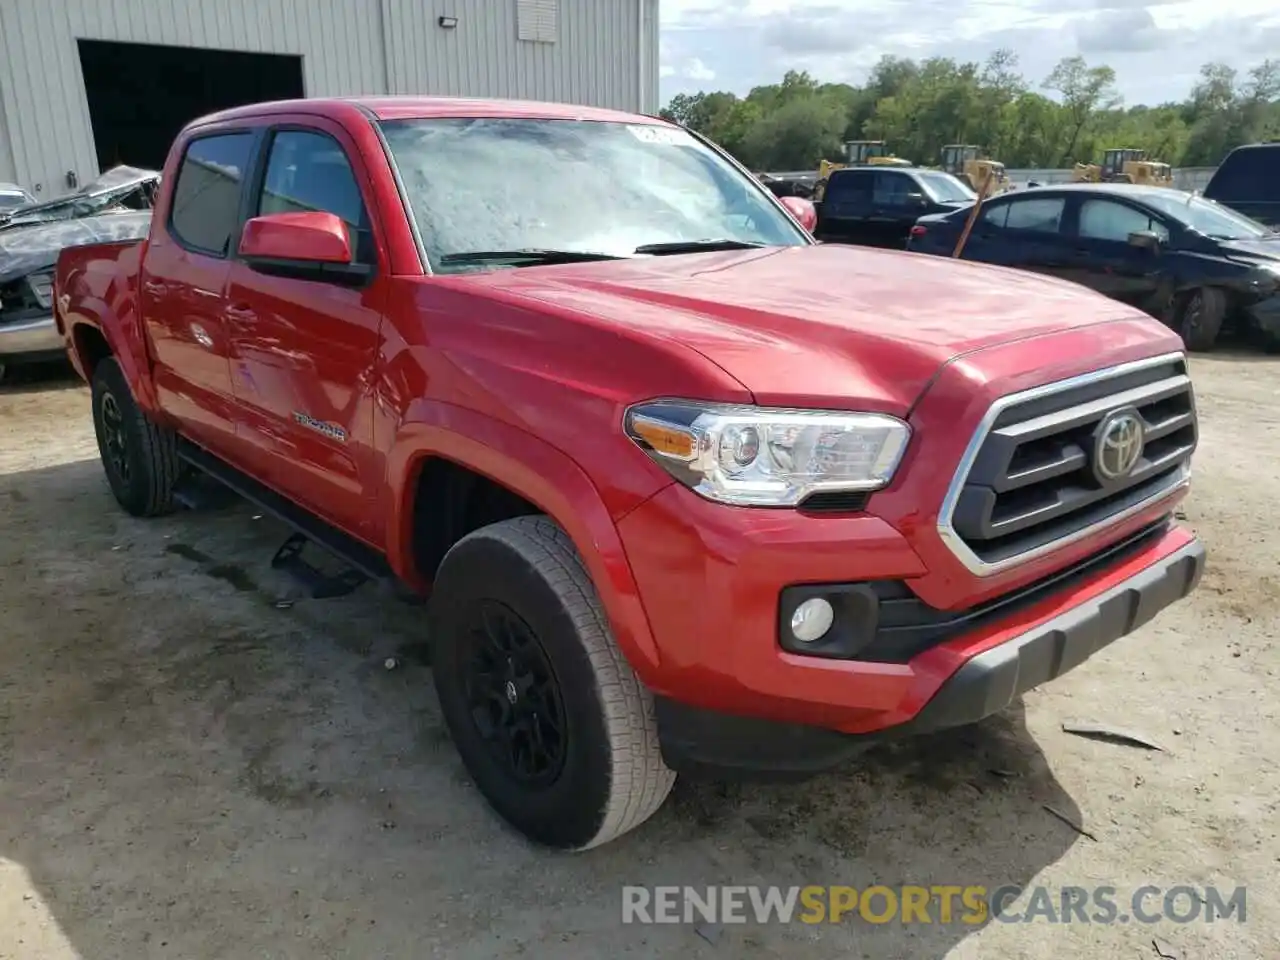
[1072,149,1174,186]
[939,144,1009,196]
[844,140,912,167]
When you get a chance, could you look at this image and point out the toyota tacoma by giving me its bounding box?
[55,97,1204,850]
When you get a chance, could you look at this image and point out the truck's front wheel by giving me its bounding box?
[430,515,674,849]
[90,357,179,517]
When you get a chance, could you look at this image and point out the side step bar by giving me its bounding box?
[176,439,397,595]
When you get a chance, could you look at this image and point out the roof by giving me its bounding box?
[1012,183,1190,199]
[829,166,943,175]
[193,96,666,128]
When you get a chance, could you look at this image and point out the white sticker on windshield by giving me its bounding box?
[627,124,687,145]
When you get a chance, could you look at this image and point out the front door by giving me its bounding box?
[225,122,388,543]
[1065,197,1169,310]
[143,131,257,454]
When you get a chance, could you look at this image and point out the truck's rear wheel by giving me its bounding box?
[90,357,179,517]
[430,515,674,849]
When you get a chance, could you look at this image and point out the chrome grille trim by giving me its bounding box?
[937,351,1194,577]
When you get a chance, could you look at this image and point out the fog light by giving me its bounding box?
[790,597,834,643]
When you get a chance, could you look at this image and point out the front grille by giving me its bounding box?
[941,353,1196,571]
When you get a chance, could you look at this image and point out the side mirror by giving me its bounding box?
[1127,230,1162,251]
[779,195,817,232]
[238,211,372,286]
[906,192,929,207]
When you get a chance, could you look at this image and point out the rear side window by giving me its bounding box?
[824,171,872,209]
[983,197,1065,234]
[1206,146,1275,202]
[169,133,255,256]
[257,129,373,262]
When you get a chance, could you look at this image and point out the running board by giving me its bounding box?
[176,439,396,597]
[271,532,370,600]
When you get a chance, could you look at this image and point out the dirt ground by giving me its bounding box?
[0,354,1276,960]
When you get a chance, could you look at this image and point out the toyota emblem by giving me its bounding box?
[1093,409,1145,483]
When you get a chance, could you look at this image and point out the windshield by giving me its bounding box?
[0,192,32,211]
[916,171,976,203]
[378,117,810,272]
[1143,193,1272,240]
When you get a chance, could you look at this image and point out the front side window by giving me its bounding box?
[258,129,372,261]
[824,171,872,213]
[378,117,809,272]
[1079,199,1169,243]
[872,172,913,207]
[169,133,254,255]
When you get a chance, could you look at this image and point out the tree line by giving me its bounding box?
[659,53,1280,173]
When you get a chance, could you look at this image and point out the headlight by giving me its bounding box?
[624,401,911,507]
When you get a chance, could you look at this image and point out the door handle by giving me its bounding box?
[189,322,214,349]
[224,304,256,325]
[142,280,168,296]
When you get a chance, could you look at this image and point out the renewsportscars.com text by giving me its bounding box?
[621,884,1246,926]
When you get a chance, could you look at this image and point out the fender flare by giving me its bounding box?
[384,401,663,680]
[66,302,159,413]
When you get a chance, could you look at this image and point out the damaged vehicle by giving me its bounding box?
[0,182,36,213]
[0,166,157,380]
[907,183,1280,351]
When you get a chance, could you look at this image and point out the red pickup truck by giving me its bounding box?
[55,97,1204,851]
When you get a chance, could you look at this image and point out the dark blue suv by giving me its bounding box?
[1202,143,1279,228]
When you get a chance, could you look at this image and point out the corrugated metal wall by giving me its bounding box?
[0,0,655,197]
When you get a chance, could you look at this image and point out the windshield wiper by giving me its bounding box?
[633,238,766,255]
[439,248,628,266]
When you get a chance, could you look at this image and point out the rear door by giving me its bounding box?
[224,120,387,542]
[142,130,259,454]
[815,169,874,244]
[869,171,928,249]
[1063,196,1170,309]
[958,194,1071,275]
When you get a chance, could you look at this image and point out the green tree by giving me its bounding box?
[659,54,1280,172]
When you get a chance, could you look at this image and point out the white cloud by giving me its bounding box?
[685,58,717,81]
[659,0,1280,106]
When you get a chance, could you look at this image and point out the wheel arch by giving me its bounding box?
[385,402,664,680]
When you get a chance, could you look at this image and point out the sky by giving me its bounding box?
[659,0,1280,108]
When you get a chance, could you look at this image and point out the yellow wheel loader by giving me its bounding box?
[939,144,1009,196]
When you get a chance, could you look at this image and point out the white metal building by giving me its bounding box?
[0,0,659,199]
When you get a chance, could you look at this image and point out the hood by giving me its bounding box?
[0,210,152,285]
[1217,237,1280,262]
[454,244,1145,411]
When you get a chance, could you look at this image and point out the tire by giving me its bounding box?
[1175,287,1227,352]
[430,515,674,849]
[90,357,180,516]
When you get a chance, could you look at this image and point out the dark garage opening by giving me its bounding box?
[77,39,304,172]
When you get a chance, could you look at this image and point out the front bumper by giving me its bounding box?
[0,312,62,359]
[654,535,1204,777]
[1244,294,1280,336]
